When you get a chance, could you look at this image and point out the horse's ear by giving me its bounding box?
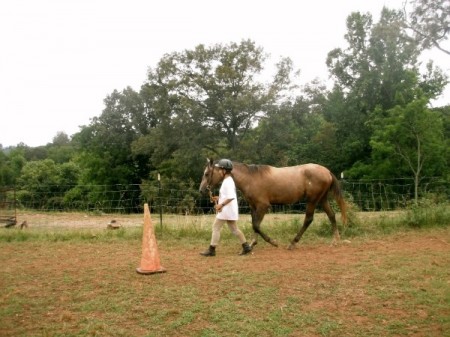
[207,158,213,167]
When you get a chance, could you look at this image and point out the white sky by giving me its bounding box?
[1,0,448,147]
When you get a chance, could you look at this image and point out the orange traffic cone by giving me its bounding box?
[136,203,166,275]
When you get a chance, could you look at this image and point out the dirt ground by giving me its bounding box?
[10,210,396,230]
[146,229,450,336]
[1,225,449,336]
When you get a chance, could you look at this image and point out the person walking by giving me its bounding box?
[200,159,252,257]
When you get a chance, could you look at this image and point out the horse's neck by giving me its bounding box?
[231,165,249,192]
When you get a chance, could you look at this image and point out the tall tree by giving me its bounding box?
[250,81,341,169]
[133,40,297,183]
[46,132,75,164]
[326,8,447,174]
[146,40,294,155]
[369,97,446,202]
[0,150,14,187]
[73,87,148,186]
[1,147,27,186]
[403,0,450,55]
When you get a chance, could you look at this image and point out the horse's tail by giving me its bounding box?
[330,173,347,226]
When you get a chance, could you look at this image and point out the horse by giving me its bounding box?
[199,159,347,250]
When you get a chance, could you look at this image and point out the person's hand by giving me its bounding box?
[214,203,223,212]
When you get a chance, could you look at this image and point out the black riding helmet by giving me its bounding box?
[215,159,233,171]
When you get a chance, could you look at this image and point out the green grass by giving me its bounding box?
[0,204,448,336]
[1,204,448,244]
[0,226,449,337]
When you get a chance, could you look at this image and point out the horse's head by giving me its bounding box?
[198,158,223,194]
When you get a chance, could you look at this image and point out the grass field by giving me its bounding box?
[0,209,449,337]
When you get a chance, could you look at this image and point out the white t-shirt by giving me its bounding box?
[216,176,239,220]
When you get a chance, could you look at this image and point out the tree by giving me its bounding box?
[132,40,297,183]
[403,0,450,55]
[146,40,295,155]
[326,8,447,174]
[16,159,81,209]
[0,150,14,186]
[69,88,150,211]
[52,132,70,146]
[73,87,148,186]
[370,97,446,202]
[252,84,339,168]
[0,146,27,186]
[46,132,75,164]
[242,102,300,166]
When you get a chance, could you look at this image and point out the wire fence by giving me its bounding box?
[342,177,449,210]
[0,177,448,229]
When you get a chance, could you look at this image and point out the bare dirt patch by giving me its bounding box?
[11,211,344,230]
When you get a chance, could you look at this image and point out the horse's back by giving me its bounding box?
[262,163,332,204]
[298,163,333,182]
[270,163,331,182]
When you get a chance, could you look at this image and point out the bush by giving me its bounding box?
[405,202,449,228]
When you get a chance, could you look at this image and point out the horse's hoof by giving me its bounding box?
[330,239,340,246]
[287,244,296,250]
[270,240,279,248]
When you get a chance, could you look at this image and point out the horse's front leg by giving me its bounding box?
[250,206,278,248]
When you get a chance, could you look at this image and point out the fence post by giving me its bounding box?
[158,173,163,235]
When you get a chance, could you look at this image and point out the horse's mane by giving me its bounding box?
[233,162,271,176]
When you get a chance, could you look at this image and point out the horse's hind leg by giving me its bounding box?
[288,203,316,250]
[250,206,278,248]
[322,199,340,244]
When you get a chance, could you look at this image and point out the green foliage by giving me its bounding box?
[404,0,450,55]
[0,146,26,186]
[326,8,447,174]
[367,97,447,202]
[47,132,75,164]
[1,6,449,206]
[0,150,14,186]
[18,159,62,190]
[14,159,81,209]
[371,97,446,176]
[405,200,450,228]
[0,226,143,243]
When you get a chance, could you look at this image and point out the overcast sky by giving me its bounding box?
[1,0,448,147]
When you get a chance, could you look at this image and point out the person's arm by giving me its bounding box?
[220,198,234,207]
[215,198,234,211]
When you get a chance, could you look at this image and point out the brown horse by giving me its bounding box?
[199,159,347,249]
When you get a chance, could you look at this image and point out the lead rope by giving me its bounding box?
[207,186,218,214]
